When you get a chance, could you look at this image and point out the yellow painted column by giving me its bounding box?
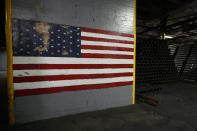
[133,0,136,104]
[5,0,15,125]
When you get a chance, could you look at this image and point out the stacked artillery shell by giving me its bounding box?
[136,39,178,86]
[175,44,197,81]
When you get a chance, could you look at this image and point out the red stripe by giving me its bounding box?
[14,81,133,96]
[82,53,133,59]
[81,27,134,38]
[13,64,133,70]
[81,45,134,52]
[81,36,133,44]
[14,72,133,83]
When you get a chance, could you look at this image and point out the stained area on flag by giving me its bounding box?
[12,19,81,57]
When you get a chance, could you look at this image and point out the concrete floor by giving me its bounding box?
[4,81,197,131]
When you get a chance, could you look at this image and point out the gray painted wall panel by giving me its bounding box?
[0,51,7,71]
[12,0,134,34]
[0,51,7,78]
[12,0,135,123]
[15,85,132,123]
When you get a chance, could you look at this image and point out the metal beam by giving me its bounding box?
[138,16,197,35]
[178,44,194,78]
[172,46,179,60]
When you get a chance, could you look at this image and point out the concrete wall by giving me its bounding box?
[12,0,135,123]
[12,0,134,34]
[0,50,8,123]
[0,50,7,72]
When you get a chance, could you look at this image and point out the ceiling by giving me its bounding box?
[137,0,197,44]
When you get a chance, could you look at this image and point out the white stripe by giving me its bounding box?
[81,32,133,41]
[81,49,134,55]
[81,40,134,48]
[13,57,133,64]
[14,76,133,90]
[14,68,133,77]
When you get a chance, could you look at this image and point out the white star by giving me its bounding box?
[57,36,61,39]
[77,53,79,55]
[27,51,30,54]
[33,34,36,37]
[51,45,54,48]
[51,32,54,34]
[77,45,80,47]
[70,36,72,38]
[63,46,66,48]
[63,40,66,43]
[69,50,72,52]
[33,42,36,45]
[20,41,23,44]
[20,48,23,51]
[57,43,61,46]
[63,32,66,35]
[57,30,61,32]
[33,27,36,30]
[77,33,80,35]
[51,52,54,55]
[51,39,54,41]
[57,50,60,52]
[70,42,72,45]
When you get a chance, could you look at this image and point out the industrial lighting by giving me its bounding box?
[164,35,173,39]
[160,33,173,40]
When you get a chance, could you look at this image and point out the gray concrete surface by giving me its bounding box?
[5,81,197,131]
[0,50,7,72]
[12,0,134,34]
[0,50,8,124]
[15,85,132,123]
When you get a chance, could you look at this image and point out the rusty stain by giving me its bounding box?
[62,50,69,56]
[33,22,50,53]
[60,25,72,35]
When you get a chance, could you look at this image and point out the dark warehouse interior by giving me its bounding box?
[136,0,197,103]
[1,0,197,131]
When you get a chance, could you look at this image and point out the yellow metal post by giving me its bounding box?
[5,0,15,125]
[133,0,136,104]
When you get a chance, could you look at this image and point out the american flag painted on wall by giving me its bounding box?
[12,19,134,96]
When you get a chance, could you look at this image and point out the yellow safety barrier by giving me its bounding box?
[5,0,15,125]
[133,0,136,104]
